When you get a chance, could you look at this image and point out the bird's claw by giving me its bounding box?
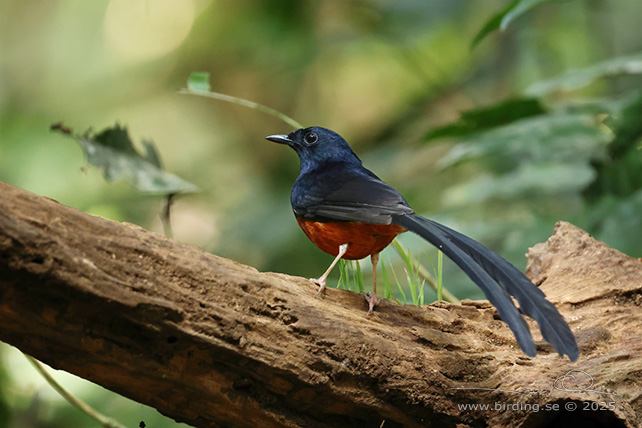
[311,277,326,297]
[364,291,379,316]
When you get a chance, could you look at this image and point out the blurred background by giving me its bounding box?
[1,0,641,426]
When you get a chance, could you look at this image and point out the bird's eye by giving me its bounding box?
[303,131,318,145]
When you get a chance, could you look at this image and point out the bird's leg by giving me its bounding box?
[366,252,380,316]
[311,243,348,296]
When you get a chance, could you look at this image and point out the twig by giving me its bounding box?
[25,355,129,428]
[178,88,303,130]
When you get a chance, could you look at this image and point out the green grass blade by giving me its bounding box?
[394,240,419,305]
[337,259,347,289]
[388,262,407,303]
[437,250,444,301]
[355,261,364,293]
[381,257,392,299]
[393,239,460,304]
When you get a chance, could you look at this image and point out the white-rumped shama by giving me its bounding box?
[267,126,578,361]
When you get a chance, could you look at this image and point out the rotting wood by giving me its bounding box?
[0,181,640,427]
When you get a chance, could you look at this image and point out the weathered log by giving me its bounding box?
[0,181,640,427]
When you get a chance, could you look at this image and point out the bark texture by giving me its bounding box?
[0,181,640,428]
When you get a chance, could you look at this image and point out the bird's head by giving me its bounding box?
[266,127,361,173]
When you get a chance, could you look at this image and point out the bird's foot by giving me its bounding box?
[311,277,326,297]
[364,292,379,316]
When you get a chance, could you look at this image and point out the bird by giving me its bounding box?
[266,126,579,361]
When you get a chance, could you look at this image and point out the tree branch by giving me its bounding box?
[0,181,640,427]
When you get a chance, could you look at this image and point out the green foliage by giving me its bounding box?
[423,51,642,257]
[337,250,444,307]
[584,91,642,201]
[437,112,608,169]
[380,257,394,300]
[337,259,364,293]
[444,161,595,206]
[394,240,425,306]
[384,258,407,304]
[472,0,571,48]
[581,92,642,254]
[424,97,546,141]
[51,123,199,195]
[435,111,608,209]
[471,0,519,49]
[499,0,570,31]
[526,51,642,96]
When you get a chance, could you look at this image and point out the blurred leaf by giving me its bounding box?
[187,71,212,93]
[554,96,632,118]
[500,0,568,31]
[603,91,642,159]
[51,123,199,195]
[443,162,595,206]
[424,97,545,140]
[526,51,642,96]
[590,190,642,257]
[584,92,642,200]
[438,113,611,168]
[471,0,568,48]
[471,0,518,49]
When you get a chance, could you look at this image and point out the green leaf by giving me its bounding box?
[471,0,518,49]
[443,162,596,206]
[438,113,611,168]
[500,0,566,31]
[590,191,642,258]
[424,97,546,141]
[471,0,567,48]
[187,71,212,93]
[584,92,642,201]
[526,51,642,96]
[52,123,199,195]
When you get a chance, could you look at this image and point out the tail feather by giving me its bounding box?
[392,213,578,361]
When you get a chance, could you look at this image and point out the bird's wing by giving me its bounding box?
[292,164,413,224]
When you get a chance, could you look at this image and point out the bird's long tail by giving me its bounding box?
[391,213,579,361]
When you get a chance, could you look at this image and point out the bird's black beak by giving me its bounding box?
[265,134,293,145]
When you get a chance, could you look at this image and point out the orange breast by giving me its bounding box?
[295,216,406,260]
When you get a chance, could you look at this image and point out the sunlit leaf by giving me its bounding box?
[51,123,199,195]
[526,51,642,96]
